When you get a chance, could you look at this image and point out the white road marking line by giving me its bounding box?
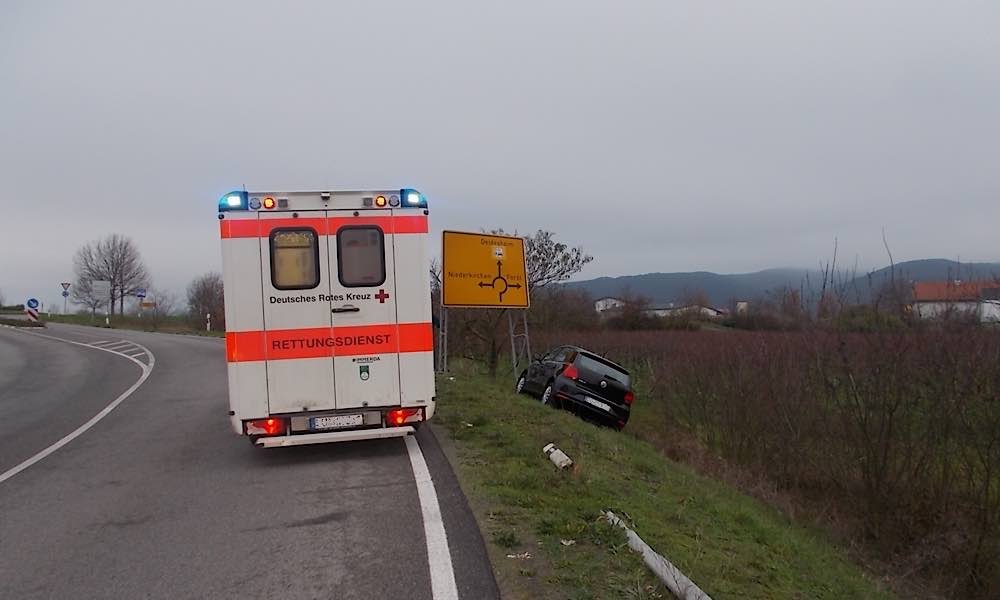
[89,340,114,346]
[104,342,133,350]
[126,350,146,357]
[0,330,156,485]
[405,435,459,600]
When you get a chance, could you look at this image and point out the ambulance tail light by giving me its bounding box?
[385,408,423,427]
[399,188,427,208]
[218,190,249,212]
[246,418,286,436]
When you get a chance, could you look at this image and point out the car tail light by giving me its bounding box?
[247,418,285,436]
[624,391,635,405]
[386,408,422,427]
[562,364,579,380]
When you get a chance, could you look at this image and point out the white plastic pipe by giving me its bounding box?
[605,511,713,600]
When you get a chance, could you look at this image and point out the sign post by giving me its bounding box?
[25,298,40,322]
[92,280,111,325]
[440,231,531,377]
[61,282,71,314]
[135,288,147,317]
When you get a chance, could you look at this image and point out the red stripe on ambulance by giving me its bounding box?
[219,215,428,239]
[226,322,433,362]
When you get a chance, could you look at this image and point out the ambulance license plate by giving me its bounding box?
[584,397,611,412]
[311,414,363,430]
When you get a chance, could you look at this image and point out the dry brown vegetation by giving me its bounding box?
[530,327,1000,598]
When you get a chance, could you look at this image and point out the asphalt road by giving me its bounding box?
[0,323,498,600]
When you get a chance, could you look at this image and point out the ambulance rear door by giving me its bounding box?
[260,212,337,414]
[328,212,400,410]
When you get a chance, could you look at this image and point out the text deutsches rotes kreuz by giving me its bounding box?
[269,293,375,304]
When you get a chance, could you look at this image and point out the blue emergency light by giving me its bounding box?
[400,188,427,208]
[218,191,249,212]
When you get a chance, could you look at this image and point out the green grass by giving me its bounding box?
[434,365,893,600]
[0,316,45,328]
[41,313,225,337]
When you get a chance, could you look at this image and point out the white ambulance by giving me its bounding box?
[218,189,435,447]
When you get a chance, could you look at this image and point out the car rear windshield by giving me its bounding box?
[577,353,630,386]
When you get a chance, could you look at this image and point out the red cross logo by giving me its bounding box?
[375,289,390,303]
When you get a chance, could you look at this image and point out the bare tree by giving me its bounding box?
[523,229,593,291]
[144,288,178,330]
[429,258,442,300]
[187,272,225,331]
[680,287,711,308]
[71,276,104,317]
[73,234,149,316]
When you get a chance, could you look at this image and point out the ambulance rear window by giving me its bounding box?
[337,226,385,287]
[270,229,320,290]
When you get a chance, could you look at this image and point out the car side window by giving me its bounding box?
[551,348,569,363]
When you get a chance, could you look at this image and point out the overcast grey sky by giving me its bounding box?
[2,1,998,308]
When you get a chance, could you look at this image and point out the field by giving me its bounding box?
[39,313,225,337]
[434,365,891,599]
[530,328,1000,598]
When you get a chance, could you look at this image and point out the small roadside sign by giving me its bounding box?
[441,231,529,308]
[135,288,147,299]
[61,282,72,291]
[25,298,40,322]
[62,290,70,298]
[92,280,111,304]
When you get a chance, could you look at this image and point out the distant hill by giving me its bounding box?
[562,260,1000,308]
[561,268,821,307]
[845,259,1000,302]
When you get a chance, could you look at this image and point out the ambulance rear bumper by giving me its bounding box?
[254,426,415,448]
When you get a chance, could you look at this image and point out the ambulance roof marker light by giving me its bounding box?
[400,188,427,208]
[218,190,249,212]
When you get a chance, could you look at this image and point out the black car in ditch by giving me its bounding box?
[516,346,633,429]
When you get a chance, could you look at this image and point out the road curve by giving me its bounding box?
[0,323,498,600]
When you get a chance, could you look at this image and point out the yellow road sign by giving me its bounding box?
[442,231,529,308]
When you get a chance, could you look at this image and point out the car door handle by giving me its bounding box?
[331,305,361,313]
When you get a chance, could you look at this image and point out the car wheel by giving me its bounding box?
[541,383,556,407]
[515,374,528,395]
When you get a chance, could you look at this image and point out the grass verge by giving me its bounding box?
[0,317,44,328]
[40,313,225,337]
[434,364,893,600]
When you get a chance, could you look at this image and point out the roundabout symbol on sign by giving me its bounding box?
[477,260,523,303]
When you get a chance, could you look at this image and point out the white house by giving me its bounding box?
[982,288,1000,323]
[646,304,724,319]
[594,297,626,313]
[912,282,1000,322]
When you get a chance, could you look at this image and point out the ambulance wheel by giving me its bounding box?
[515,373,528,395]
[541,383,556,407]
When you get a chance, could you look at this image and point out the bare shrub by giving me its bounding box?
[533,326,1000,597]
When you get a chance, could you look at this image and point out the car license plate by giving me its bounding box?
[584,397,611,412]
[311,414,363,430]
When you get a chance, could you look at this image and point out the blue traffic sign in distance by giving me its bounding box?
[135,288,147,299]
[62,290,70,298]
[26,298,39,309]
